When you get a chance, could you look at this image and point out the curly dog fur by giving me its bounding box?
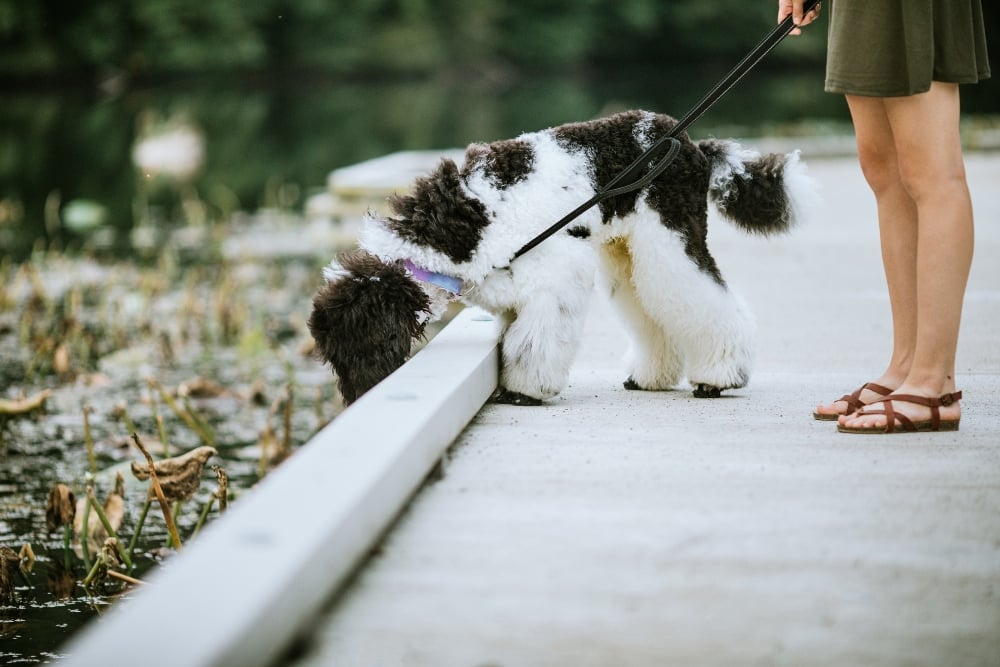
[309,110,817,405]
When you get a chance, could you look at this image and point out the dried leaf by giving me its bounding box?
[18,544,35,568]
[213,465,228,513]
[73,486,125,544]
[0,389,52,416]
[84,538,123,588]
[53,342,71,375]
[45,484,76,532]
[178,376,227,399]
[130,445,217,503]
[102,494,125,536]
[0,546,19,603]
[100,538,122,568]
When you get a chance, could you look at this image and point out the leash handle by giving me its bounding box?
[509,0,820,262]
[671,0,821,138]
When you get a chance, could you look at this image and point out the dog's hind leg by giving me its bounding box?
[625,224,756,397]
[597,237,683,391]
[680,291,756,397]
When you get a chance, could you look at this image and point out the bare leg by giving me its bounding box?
[840,82,971,430]
[814,94,915,417]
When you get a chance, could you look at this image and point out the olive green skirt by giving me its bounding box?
[825,0,992,97]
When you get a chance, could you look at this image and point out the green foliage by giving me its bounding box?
[130,0,270,70]
[0,0,831,77]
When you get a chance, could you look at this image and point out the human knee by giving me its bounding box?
[855,142,901,194]
[896,158,968,205]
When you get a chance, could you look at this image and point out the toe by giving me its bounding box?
[815,400,846,417]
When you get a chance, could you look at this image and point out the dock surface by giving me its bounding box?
[293,152,1000,667]
[63,151,1000,667]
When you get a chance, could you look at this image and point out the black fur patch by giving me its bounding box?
[567,225,590,239]
[463,139,535,190]
[308,250,431,404]
[640,115,725,285]
[702,146,792,235]
[553,110,647,223]
[492,388,543,406]
[556,111,724,285]
[387,159,491,264]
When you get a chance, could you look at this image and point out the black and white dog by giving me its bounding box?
[309,110,816,405]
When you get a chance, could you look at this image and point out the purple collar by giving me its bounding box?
[403,260,463,296]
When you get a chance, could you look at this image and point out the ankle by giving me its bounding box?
[878,367,909,389]
[896,374,958,398]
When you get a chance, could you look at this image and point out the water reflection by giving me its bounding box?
[1,70,995,262]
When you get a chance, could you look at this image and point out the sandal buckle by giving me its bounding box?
[940,393,954,406]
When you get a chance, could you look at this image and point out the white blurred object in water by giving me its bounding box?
[132,118,205,181]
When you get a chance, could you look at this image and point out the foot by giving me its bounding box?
[492,387,543,406]
[837,386,962,433]
[623,377,644,391]
[813,380,895,421]
[692,383,722,398]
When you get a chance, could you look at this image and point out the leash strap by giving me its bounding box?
[510,0,820,261]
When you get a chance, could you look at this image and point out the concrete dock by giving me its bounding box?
[292,152,1000,667]
[63,151,1000,667]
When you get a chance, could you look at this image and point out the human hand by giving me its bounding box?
[777,0,821,35]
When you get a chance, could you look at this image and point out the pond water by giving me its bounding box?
[3,68,997,260]
[0,66,865,260]
[0,232,339,663]
[0,71,996,662]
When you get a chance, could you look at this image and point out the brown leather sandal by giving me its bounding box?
[812,382,894,421]
[837,391,963,434]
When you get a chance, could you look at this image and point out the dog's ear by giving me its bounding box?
[385,158,490,264]
[308,250,430,404]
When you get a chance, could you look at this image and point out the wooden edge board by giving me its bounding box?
[61,307,500,667]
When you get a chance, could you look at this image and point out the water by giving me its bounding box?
[3,69,997,260]
[0,68,864,260]
[0,240,338,662]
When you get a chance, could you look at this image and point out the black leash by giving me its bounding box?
[511,0,820,261]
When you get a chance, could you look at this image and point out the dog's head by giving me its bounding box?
[308,250,431,404]
[383,158,491,264]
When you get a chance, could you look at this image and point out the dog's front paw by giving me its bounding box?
[492,388,543,406]
[692,383,723,398]
[623,377,643,391]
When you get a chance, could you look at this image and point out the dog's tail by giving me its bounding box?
[698,139,818,236]
[308,250,431,404]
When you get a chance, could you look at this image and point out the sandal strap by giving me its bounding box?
[854,391,963,433]
[852,404,915,433]
[836,382,894,413]
[862,382,894,397]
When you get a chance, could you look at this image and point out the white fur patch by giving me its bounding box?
[632,111,656,149]
[780,150,821,227]
[322,261,351,284]
[708,141,760,201]
[460,131,599,282]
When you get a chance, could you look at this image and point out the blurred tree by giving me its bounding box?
[0,0,835,80]
[129,0,270,71]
